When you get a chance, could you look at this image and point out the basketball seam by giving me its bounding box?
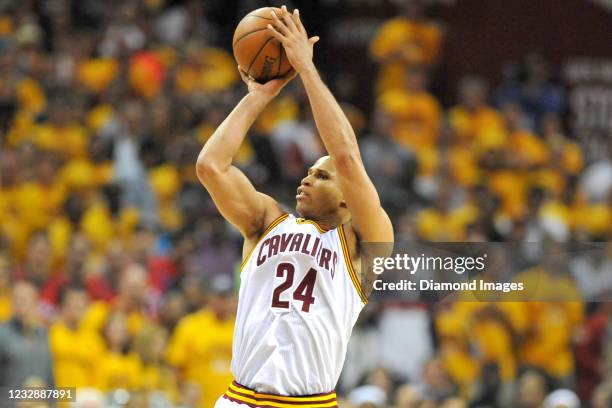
[247,36,274,78]
[233,27,268,47]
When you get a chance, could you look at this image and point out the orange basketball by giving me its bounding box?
[232,7,293,83]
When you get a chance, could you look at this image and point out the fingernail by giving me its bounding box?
[295,9,299,14]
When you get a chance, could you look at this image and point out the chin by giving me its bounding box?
[295,203,312,219]
[295,203,305,217]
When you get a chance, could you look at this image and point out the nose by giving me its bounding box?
[301,174,312,186]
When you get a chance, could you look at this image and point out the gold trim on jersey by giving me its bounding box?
[223,381,338,407]
[240,213,290,272]
[338,224,368,304]
[295,217,328,233]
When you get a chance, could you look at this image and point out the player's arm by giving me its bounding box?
[268,7,393,243]
[196,68,295,238]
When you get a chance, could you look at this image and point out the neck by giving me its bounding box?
[305,212,350,230]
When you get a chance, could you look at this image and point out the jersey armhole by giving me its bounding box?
[239,213,290,272]
[338,224,368,304]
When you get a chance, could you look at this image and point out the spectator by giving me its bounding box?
[95,312,141,391]
[414,358,458,404]
[376,65,441,179]
[0,281,54,389]
[166,274,235,408]
[448,76,506,152]
[360,108,417,217]
[370,0,443,93]
[132,324,177,404]
[515,369,549,408]
[81,262,154,339]
[49,284,103,390]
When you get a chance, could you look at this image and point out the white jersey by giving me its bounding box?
[232,213,367,395]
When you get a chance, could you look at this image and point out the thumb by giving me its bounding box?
[309,36,320,45]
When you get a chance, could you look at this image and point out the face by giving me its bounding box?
[105,313,128,350]
[207,293,235,321]
[12,282,39,323]
[118,264,148,306]
[61,289,88,326]
[296,156,345,220]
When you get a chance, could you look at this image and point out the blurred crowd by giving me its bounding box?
[0,0,610,408]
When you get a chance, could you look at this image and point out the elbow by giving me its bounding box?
[196,153,223,182]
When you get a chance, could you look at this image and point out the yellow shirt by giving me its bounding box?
[49,322,105,389]
[174,47,238,94]
[379,88,441,152]
[16,77,46,113]
[166,309,234,408]
[448,106,506,151]
[82,301,148,339]
[370,17,442,92]
[0,291,10,322]
[509,130,551,166]
[77,58,119,93]
[448,145,481,187]
[96,351,142,391]
[14,182,66,230]
[33,123,89,158]
[416,204,478,241]
[488,170,528,220]
[519,301,583,378]
[470,316,516,380]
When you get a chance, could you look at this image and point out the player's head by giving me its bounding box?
[296,156,348,221]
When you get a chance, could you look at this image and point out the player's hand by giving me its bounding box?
[238,65,296,99]
[267,5,319,74]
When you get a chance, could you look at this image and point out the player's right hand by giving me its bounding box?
[238,65,297,99]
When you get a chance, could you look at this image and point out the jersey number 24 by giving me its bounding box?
[271,262,317,312]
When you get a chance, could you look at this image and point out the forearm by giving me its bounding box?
[198,92,270,172]
[299,66,359,159]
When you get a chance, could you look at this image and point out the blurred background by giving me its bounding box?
[0,0,611,407]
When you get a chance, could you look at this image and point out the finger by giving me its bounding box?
[270,10,290,36]
[237,65,253,83]
[267,24,286,42]
[309,36,320,45]
[237,65,249,83]
[280,5,298,33]
[293,9,307,35]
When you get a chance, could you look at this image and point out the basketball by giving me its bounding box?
[232,7,293,83]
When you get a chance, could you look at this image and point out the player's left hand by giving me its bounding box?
[267,5,319,74]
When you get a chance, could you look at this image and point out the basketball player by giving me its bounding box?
[197,6,393,408]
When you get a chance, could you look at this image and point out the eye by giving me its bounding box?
[317,172,328,180]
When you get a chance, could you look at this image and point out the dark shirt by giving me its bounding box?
[0,318,54,388]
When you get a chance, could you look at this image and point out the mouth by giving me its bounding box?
[296,187,309,201]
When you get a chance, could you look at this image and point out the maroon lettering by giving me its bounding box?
[300,234,312,255]
[318,248,332,271]
[257,239,270,266]
[310,237,320,256]
[280,233,294,252]
[268,235,281,258]
[288,233,304,252]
